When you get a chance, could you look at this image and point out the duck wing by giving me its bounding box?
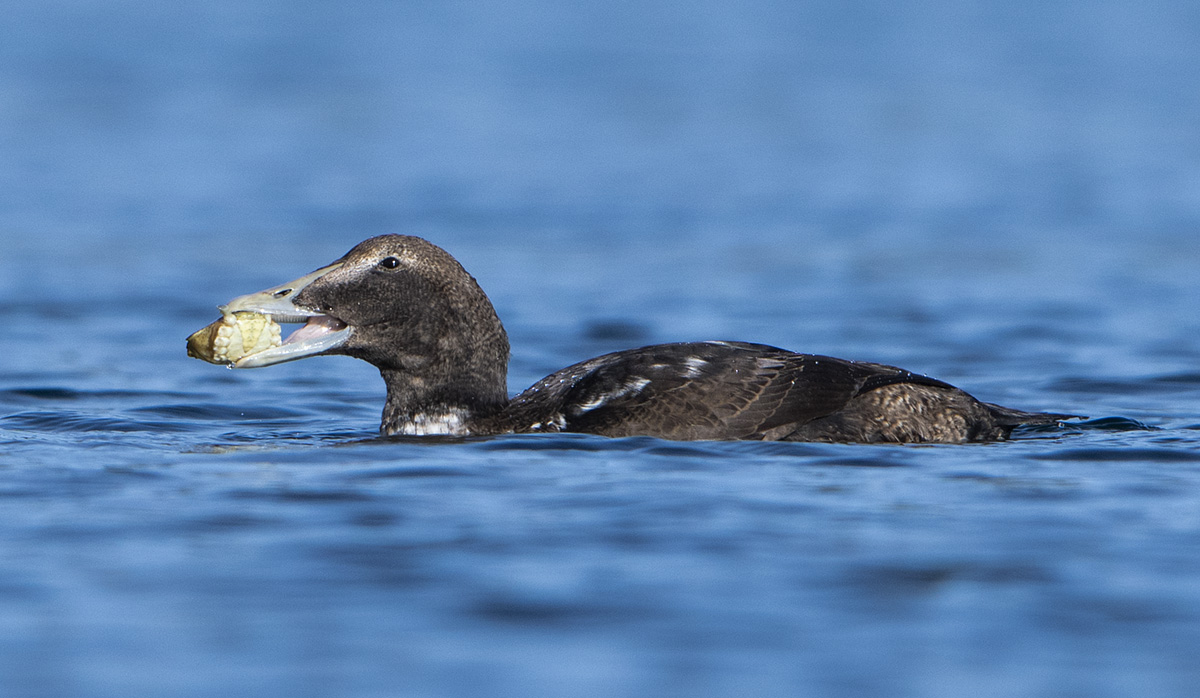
[502,341,939,440]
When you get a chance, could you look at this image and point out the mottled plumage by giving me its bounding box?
[497,341,1065,442]
[201,235,1076,443]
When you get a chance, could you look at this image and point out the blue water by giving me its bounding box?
[3,1,1200,696]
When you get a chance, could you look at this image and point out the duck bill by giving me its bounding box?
[222,262,354,368]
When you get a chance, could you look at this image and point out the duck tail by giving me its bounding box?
[984,403,1083,427]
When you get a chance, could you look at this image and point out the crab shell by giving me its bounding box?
[187,311,283,365]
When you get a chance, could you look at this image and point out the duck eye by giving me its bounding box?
[379,256,401,270]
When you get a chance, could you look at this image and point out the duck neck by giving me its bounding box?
[379,367,509,437]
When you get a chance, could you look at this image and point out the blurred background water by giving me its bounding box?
[2,1,1199,697]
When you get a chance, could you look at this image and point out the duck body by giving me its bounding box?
[496,341,1062,442]
[199,235,1075,444]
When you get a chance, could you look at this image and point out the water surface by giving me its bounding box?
[2,1,1200,697]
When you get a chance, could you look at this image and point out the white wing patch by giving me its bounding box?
[575,377,651,414]
[528,413,568,432]
[683,356,709,378]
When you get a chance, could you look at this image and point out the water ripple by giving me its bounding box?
[1032,447,1200,463]
[1069,417,1156,431]
[0,387,197,404]
[341,465,479,481]
[0,410,189,433]
[1052,376,1200,395]
[128,404,308,421]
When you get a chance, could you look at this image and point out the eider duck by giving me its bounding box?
[189,235,1076,443]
